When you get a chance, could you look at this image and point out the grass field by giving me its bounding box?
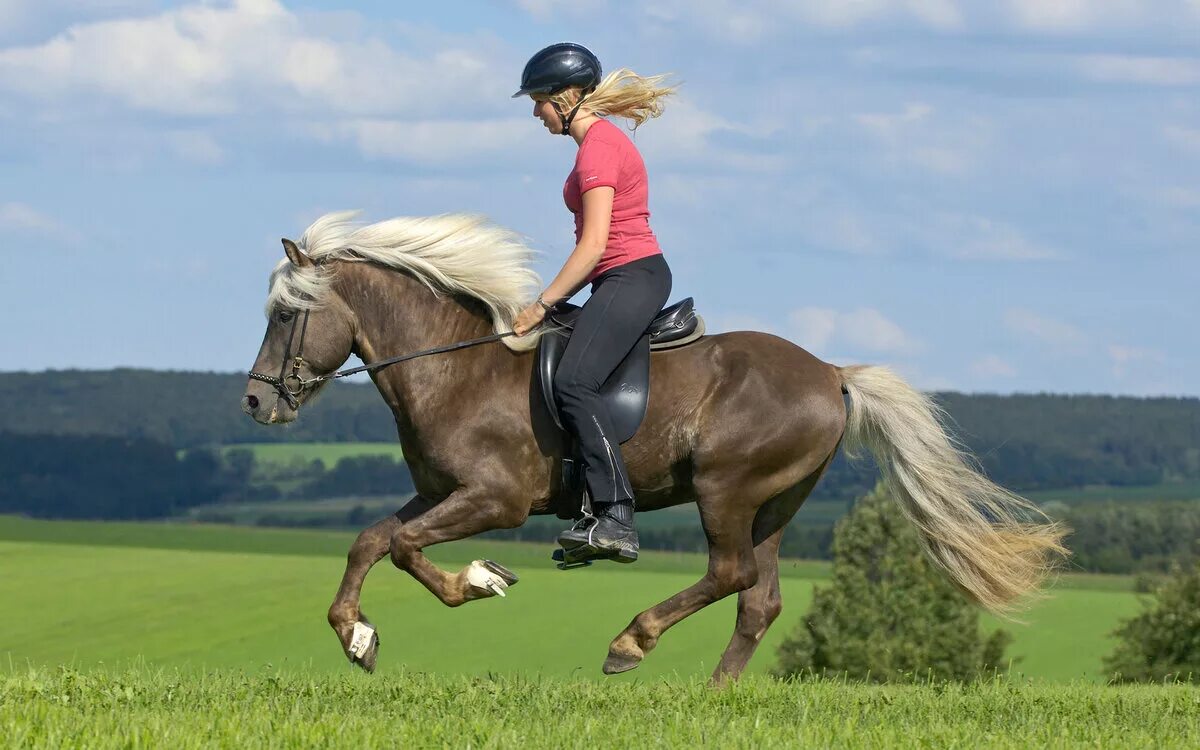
[4,668,1198,749]
[0,517,1140,683]
[220,442,405,468]
[1,517,1181,748]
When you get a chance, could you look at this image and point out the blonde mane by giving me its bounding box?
[266,211,544,352]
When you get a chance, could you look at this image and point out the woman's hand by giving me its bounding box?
[512,302,547,336]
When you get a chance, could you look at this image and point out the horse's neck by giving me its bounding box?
[335,262,503,424]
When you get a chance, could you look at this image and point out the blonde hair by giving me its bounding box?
[543,68,677,129]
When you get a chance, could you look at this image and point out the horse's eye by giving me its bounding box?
[278,310,295,323]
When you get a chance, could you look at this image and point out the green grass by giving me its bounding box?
[0,517,1140,683]
[3,668,1198,749]
[220,441,405,468]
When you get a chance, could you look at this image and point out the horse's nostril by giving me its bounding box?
[246,394,259,409]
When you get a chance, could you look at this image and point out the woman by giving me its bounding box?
[511,43,676,564]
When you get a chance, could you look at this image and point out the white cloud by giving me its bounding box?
[1162,125,1200,154]
[855,103,933,138]
[709,312,780,337]
[1156,186,1200,207]
[1005,0,1140,32]
[970,354,1017,378]
[1076,55,1200,86]
[0,201,81,244]
[633,97,781,172]
[1004,308,1087,350]
[789,306,921,355]
[513,0,608,21]
[166,130,225,165]
[790,307,839,350]
[605,0,965,43]
[308,117,536,165]
[1108,344,1167,380]
[0,0,507,118]
[853,103,985,176]
[936,214,1061,260]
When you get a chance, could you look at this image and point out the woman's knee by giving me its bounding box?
[553,366,600,403]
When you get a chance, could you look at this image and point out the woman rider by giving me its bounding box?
[511,43,676,565]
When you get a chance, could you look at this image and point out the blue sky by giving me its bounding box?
[0,0,1196,395]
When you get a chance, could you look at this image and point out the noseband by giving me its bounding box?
[247,308,313,410]
[247,308,521,411]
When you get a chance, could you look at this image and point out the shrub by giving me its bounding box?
[1103,562,1200,683]
[774,483,1011,682]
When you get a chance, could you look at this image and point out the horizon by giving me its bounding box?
[1,1,1196,396]
[2,365,1197,401]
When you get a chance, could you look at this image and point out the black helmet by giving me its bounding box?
[512,42,602,99]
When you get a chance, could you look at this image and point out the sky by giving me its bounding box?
[0,0,1197,396]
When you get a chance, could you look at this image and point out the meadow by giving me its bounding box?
[1,516,1188,748]
[0,517,1140,681]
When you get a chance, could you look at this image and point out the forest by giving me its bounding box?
[2,369,1198,574]
[2,368,1198,498]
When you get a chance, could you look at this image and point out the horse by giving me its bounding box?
[241,211,1066,682]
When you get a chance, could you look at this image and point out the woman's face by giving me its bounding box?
[531,96,563,135]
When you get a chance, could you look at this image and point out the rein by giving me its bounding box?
[248,307,519,409]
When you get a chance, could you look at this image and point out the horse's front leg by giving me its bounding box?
[388,486,528,608]
[327,498,433,671]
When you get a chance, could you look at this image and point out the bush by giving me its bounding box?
[773,483,1011,683]
[1103,562,1200,683]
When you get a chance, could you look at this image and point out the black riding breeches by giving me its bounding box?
[553,254,673,509]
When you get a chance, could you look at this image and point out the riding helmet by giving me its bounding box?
[511,42,602,98]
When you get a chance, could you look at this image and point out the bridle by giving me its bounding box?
[247,308,314,411]
[247,308,519,411]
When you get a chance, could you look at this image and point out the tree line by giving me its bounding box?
[2,369,1198,498]
[0,433,412,520]
[3,430,1197,575]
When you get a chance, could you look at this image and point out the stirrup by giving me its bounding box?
[551,547,593,570]
[552,541,638,568]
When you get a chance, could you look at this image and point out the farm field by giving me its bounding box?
[0,517,1139,682]
[219,441,405,468]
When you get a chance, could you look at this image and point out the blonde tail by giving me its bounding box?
[839,365,1068,616]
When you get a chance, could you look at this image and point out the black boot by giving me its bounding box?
[556,500,638,564]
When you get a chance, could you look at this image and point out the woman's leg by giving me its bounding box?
[553,255,672,560]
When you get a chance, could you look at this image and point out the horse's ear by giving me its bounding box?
[282,238,313,268]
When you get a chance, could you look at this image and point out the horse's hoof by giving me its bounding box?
[346,621,379,673]
[467,559,517,597]
[602,649,643,675]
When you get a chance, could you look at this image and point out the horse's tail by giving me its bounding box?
[837,364,1068,616]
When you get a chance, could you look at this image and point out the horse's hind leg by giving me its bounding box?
[710,529,784,684]
[711,460,834,683]
[603,499,759,675]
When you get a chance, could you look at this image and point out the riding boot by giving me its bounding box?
[556,499,639,564]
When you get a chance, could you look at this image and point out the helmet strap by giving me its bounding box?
[553,89,593,137]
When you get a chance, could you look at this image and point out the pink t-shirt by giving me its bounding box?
[563,119,663,282]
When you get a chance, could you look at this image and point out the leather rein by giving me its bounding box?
[247,308,518,410]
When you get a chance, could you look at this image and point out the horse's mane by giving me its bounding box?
[266,211,544,352]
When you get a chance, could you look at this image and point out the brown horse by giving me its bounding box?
[242,211,1066,682]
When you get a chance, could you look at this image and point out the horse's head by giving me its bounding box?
[242,239,356,424]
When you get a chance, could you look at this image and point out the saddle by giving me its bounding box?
[536,297,705,515]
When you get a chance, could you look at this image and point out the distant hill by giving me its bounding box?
[1,369,1197,497]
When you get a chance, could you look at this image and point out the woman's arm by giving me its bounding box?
[542,186,615,303]
[513,186,615,335]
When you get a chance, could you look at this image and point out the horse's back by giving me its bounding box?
[646,330,846,466]
[653,329,841,402]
